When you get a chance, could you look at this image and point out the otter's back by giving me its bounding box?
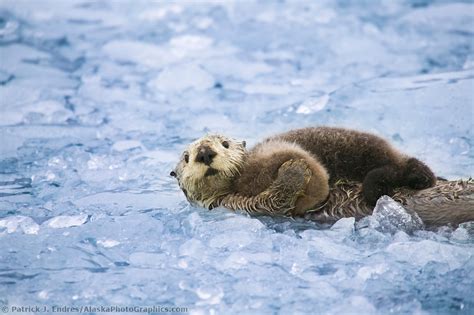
[270,127,402,182]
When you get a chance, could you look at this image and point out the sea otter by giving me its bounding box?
[304,178,474,227]
[171,127,436,215]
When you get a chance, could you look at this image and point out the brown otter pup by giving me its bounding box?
[171,127,436,215]
[272,127,436,205]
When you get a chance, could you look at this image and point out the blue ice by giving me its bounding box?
[0,1,473,314]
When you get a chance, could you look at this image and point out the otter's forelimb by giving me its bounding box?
[362,157,437,205]
[216,159,314,216]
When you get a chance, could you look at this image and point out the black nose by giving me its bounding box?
[195,146,217,165]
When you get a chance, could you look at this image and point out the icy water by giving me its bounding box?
[1,1,473,314]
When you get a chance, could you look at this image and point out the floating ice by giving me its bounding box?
[102,40,171,68]
[386,240,472,270]
[149,63,214,92]
[203,57,273,80]
[365,196,424,234]
[0,0,473,313]
[97,239,121,248]
[45,214,89,228]
[129,252,165,267]
[0,216,39,234]
[138,5,183,21]
[295,94,329,114]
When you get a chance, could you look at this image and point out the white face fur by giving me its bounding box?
[170,134,247,207]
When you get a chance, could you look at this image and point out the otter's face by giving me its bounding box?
[170,134,247,208]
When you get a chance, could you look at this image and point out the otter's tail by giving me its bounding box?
[394,179,474,227]
[307,179,474,228]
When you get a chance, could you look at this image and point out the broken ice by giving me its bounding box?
[1,1,473,314]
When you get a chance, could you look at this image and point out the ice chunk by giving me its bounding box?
[450,222,474,243]
[37,290,49,300]
[129,252,165,267]
[356,264,389,281]
[296,94,329,114]
[45,214,89,228]
[386,240,472,270]
[209,230,254,249]
[169,35,213,53]
[1,1,473,312]
[97,239,120,248]
[138,5,183,21]
[149,63,214,92]
[179,239,206,258]
[102,40,170,68]
[329,296,377,315]
[0,216,39,234]
[195,286,224,305]
[329,217,355,237]
[369,196,424,234]
[102,35,214,69]
[203,57,272,80]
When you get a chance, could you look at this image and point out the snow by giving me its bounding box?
[0,0,473,314]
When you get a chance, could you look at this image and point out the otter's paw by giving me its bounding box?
[363,183,394,206]
[362,167,397,206]
[404,158,436,189]
[278,159,312,186]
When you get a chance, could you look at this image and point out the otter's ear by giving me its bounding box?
[170,171,177,177]
[242,141,246,148]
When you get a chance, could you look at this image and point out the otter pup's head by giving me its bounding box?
[170,134,247,209]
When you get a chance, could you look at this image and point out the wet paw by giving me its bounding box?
[363,183,394,206]
[279,159,311,177]
[277,159,312,193]
[362,167,398,205]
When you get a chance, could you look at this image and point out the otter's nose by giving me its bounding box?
[195,146,217,166]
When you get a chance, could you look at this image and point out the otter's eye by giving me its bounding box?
[184,154,189,163]
[170,171,177,177]
[222,141,229,149]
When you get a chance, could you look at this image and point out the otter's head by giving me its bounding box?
[170,134,247,209]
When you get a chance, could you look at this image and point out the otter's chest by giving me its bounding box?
[232,152,288,196]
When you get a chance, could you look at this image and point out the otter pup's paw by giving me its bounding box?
[277,159,312,194]
[362,166,399,206]
[403,158,436,190]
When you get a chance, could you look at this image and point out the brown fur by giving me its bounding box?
[270,127,436,204]
[233,140,329,215]
[172,135,329,213]
[305,179,474,228]
[173,126,436,214]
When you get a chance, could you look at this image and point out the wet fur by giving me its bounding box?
[306,179,474,228]
[271,127,436,205]
[173,127,436,213]
[233,140,329,215]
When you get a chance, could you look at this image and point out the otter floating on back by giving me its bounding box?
[171,127,474,228]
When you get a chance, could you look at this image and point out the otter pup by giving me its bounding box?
[171,127,436,215]
[272,127,436,205]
